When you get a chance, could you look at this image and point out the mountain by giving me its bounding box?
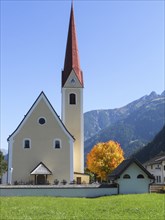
[131,126,165,163]
[84,91,165,162]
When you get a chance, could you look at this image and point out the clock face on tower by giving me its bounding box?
[70,78,76,85]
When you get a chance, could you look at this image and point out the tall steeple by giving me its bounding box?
[62,3,83,87]
[61,2,84,174]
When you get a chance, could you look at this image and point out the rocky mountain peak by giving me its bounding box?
[148,91,158,99]
[84,90,165,160]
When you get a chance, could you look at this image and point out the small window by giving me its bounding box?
[156,176,161,183]
[71,78,76,85]
[123,174,130,179]
[54,140,61,149]
[151,165,153,169]
[164,165,165,171]
[137,174,144,179]
[77,177,82,184]
[69,93,76,105]
[23,139,31,149]
[38,117,46,125]
[155,164,161,169]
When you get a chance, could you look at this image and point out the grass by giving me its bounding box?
[0,194,164,220]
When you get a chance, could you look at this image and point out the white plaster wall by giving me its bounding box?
[117,163,152,194]
[146,162,165,184]
[0,186,117,198]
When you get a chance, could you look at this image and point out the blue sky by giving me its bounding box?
[1,0,164,151]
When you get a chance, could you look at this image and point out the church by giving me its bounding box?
[7,3,89,185]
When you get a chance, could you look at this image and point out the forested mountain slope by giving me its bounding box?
[84,91,165,161]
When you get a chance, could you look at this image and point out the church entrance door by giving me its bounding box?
[37,175,46,185]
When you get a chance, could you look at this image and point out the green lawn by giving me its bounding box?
[0,194,164,220]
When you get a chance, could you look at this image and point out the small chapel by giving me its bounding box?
[7,3,89,185]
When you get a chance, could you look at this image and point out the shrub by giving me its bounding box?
[61,179,67,185]
[54,179,59,185]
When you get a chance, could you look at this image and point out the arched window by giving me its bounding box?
[23,139,31,149]
[69,93,76,105]
[123,174,131,179]
[54,139,61,149]
[137,174,144,179]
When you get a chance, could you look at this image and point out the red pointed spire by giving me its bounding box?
[62,3,83,87]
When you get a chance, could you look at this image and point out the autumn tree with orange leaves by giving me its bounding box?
[86,140,124,181]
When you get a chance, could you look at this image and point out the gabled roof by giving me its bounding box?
[62,3,83,87]
[108,158,154,180]
[143,152,165,166]
[7,91,75,141]
[30,162,52,175]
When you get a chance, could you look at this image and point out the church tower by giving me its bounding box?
[61,3,84,173]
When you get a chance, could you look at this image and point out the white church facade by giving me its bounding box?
[7,4,89,185]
